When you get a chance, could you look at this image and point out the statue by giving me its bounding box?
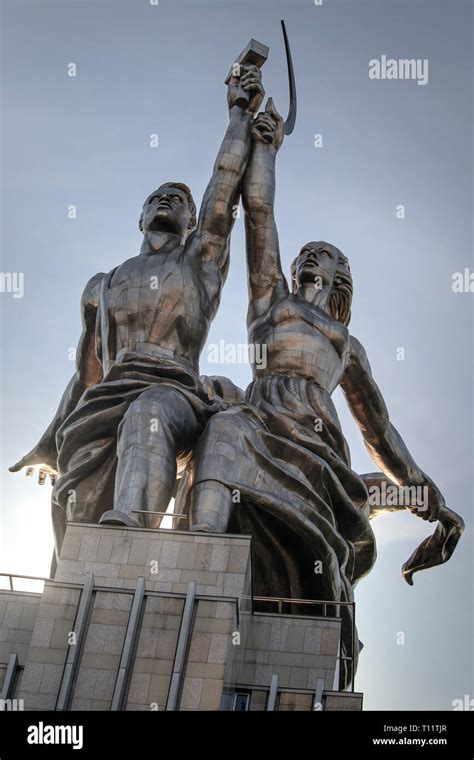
[9,56,266,561]
[8,28,463,690]
[178,100,464,688]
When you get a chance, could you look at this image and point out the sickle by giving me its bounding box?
[281,19,297,135]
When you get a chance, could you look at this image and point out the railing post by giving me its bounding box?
[314,677,325,711]
[56,573,95,711]
[111,577,146,711]
[0,653,19,701]
[166,581,196,711]
[267,674,279,711]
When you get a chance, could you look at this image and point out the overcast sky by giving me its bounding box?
[1,0,472,710]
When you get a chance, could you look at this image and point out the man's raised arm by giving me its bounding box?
[340,335,445,522]
[188,67,264,270]
[242,99,289,327]
[9,273,104,479]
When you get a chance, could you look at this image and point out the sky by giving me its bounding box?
[0,0,472,710]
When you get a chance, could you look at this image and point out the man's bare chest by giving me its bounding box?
[107,256,202,322]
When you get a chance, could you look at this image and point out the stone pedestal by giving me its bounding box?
[1,523,362,711]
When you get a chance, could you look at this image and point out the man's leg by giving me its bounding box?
[190,480,234,532]
[101,385,201,528]
[188,411,237,532]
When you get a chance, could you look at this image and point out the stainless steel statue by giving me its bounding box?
[10,56,266,558]
[10,32,463,688]
[177,99,464,687]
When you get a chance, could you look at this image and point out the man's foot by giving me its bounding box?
[99,510,140,528]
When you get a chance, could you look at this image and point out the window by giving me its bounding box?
[232,691,251,711]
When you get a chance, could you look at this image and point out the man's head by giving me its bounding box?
[139,183,197,239]
[291,241,353,325]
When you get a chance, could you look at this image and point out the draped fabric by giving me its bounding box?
[182,374,377,689]
[51,353,224,551]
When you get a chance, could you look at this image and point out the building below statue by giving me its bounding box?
[0,524,362,711]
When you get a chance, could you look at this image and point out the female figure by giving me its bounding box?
[179,102,461,687]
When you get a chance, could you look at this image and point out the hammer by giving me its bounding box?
[225,38,269,109]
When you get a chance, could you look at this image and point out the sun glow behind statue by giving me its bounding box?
[0,465,177,593]
[1,472,55,590]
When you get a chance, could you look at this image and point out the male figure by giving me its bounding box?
[10,66,264,557]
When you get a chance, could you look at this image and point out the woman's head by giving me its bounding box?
[290,242,352,325]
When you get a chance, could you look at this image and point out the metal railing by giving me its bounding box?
[0,573,52,592]
[252,595,356,692]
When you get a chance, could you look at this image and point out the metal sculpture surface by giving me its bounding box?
[10,53,266,558]
[179,96,464,688]
[10,30,463,677]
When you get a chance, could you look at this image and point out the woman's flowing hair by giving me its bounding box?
[330,250,352,326]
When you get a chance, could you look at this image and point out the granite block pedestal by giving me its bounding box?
[0,524,362,711]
